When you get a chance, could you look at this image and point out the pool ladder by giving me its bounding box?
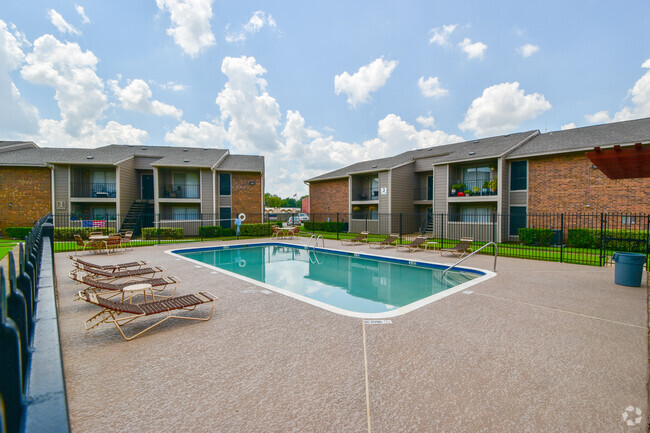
[442,242,498,277]
[307,234,324,249]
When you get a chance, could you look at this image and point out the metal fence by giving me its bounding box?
[47,211,649,267]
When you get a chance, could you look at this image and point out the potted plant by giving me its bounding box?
[464,189,472,196]
[488,178,497,193]
[472,186,480,195]
[451,183,466,196]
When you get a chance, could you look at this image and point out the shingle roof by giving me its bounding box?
[0,143,262,172]
[508,117,650,158]
[305,130,537,182]
[218,154,265,172]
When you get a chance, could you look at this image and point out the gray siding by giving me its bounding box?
[200,168,213,214]
[378,171,389,214]
[118,158,137,218]
[509,191,527,206]
[53,165,69,212]
[133,156,160,170]
[433,165,448,213]
[390,163,416,232]
[414,156,436,172]
[499,158,510,242]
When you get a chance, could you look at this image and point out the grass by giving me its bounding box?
[0,240,18,260]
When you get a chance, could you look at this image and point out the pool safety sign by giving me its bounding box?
[364,320,392,325]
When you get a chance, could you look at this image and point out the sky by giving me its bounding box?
[1,1,650,197]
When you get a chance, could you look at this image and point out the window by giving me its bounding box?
[173,172,199,198]
[92,206,116,220]
[622,215,637,225]
[427,176,433,200]
[220,207,232,228]
[219,173,231,196]
[462,166,491,191]
[510,161,527,190]
[171,206,199,221]
[460,206,492,223]
[91,169,116,197]
[352,205,378,220]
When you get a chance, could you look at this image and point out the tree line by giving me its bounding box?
[265,193,308,208]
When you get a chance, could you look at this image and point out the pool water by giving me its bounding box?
[171,243,491,318]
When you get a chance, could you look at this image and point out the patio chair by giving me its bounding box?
[120,231,134,251]
[369,233,399,249]
[396,235,429,252]
[70,272,179,300]
[271,225,281,238]
[440,237,473,258]
[105,234,123,254]
[341,231,369,246]
[71,264,166,281]
[73,234,95,256]
[68,255,149,272]
[78,290,217,341]
[289,226,300,238]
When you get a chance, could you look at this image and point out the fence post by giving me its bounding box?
[200,213,203,241]
[492,213,496,243]
[336,213,340,240]
[599,212,605,267]
[560,213,564,263]
[646,215,650,267]
[399,213,403,244]
[157,213,161,245]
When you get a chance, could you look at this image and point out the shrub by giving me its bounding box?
[199,226,222,238]
[518,228,554,246]
[4,227,31,239]
[568,228,647,253]
[53,227,115,241]
[221,228,235,237]
[239,223,274,237]
[142,227,184,240]
[303,221,348,232]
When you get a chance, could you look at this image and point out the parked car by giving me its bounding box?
[287,216,301,226]
[297,213,310,222]
[266,213,278,221]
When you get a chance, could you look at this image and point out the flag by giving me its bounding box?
[81,220,93,228]
[92,220,106,228]
[293,193,297,198]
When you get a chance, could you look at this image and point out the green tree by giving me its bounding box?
[265,193,283,208]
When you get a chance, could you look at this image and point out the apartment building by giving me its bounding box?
[305,117,650,241]
[0,142,264,234]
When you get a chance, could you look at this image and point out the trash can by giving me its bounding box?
[613,252,647,287]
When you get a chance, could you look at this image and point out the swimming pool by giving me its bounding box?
[168,243,495,318]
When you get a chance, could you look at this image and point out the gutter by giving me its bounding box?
[211,150,230,171]
[506,140,650,160]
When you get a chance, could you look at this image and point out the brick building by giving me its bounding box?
[0,141,264,235]
[305,117,650,241]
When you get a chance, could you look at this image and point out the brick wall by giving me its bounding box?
[231,172,263,223]
[309,178,349,216]
[528,153,650,214]
[0,167,51,234]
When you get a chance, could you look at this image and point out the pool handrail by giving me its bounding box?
[307,234,324,250]
[442,241,497,276]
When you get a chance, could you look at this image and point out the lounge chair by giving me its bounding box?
[78,290,217,341]
[71,264,166,281]
[369,233,399,249]
[441,237,473,258]
[396,235,428,252]
[73,234,95,255]
[69,272,180,300]
[68,255,149,272]
[341,231,369,246]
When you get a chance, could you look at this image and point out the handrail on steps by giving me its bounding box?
[442,241,497,276]
[307,234,324,249]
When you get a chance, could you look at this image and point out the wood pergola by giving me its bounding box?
[586,142,650,179]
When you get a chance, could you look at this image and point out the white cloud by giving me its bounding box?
[0,20,39,135]
[156,0,215,57]
[48,9,81,36]
[418,76,448,98]
[560,122,577,130]
[428,24,457,46]
[586,58,650,124]
[19,34,147,147]
[166,55,281,153]
[334,57,398,107]
[458,38,487,60]
[416,115,435,128]
[75,4,90,24]
[109,78,183,119]
[161,81,188,91]
[459,82,551,136]
[226,10,276,43]
[517,43,539,58]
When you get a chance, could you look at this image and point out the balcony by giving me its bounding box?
[351,187,379,201]
[413,187,433,201]
[449,179,497,197]
[160,184,200,199]
[70,182,116,198]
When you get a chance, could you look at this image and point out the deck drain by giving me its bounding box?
[364,320,392,325]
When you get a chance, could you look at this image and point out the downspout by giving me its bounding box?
[46,163,55,215]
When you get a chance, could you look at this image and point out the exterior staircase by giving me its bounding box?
[421,208,434,237]
[120,200,153,235]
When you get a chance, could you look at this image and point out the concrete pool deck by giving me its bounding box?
[55,238,648,432]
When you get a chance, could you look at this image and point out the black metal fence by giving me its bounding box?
[47,211,649,267]
[1,214,70,433]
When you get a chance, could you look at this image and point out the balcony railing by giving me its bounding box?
[160,184,200,199]
[449,179,497,197]
[413,187,433,201]
[70,182,116,198]
[351,187,379,201]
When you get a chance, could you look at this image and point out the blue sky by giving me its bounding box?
[1,1,649,197]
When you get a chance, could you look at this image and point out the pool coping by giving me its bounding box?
[165,241,497,319]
